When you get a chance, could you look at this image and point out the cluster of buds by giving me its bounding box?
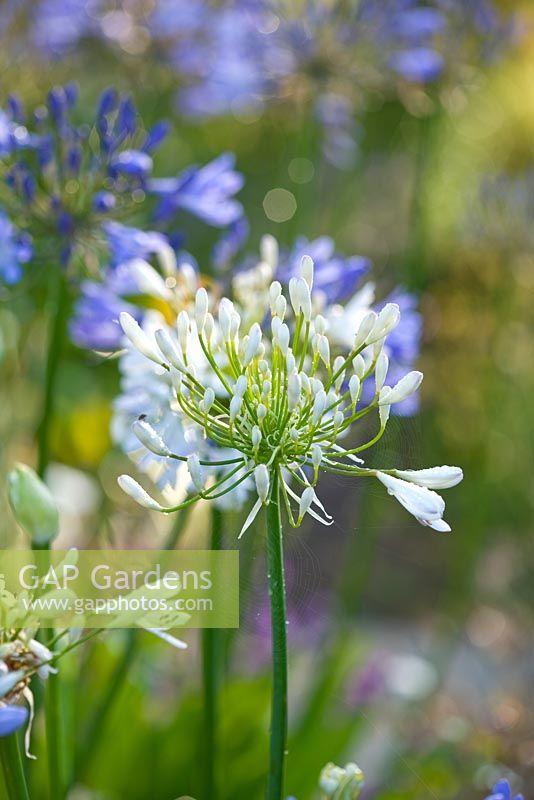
[319,762,364,799]
[118,253,462,534]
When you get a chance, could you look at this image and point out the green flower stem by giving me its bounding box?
[37,266,69,478]
[69,506,190,789]
[265,469,288,800]
[201,506,223,800]
[0,732,30,800]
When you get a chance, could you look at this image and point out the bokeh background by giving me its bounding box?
[1,2,533,798]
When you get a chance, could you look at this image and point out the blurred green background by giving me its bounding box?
[1,2,533,798]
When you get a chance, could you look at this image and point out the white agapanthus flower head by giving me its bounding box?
[117,253,462,535]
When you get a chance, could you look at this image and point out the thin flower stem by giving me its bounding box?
[265,468,288,800]
[37,266,69,478]
[0,732,30,800]
[201,506,223,800]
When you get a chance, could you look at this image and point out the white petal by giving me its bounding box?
[238,498,263,539]
[119,312,165,366]
[376,471,446,526]
[393,466,463,489]
[129,259,172,302]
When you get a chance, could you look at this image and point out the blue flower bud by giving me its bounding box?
[92,191,116,213]
[47,86,67,124]
[142,121,171,152]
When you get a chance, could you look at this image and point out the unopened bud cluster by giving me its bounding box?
[319,762,364,799]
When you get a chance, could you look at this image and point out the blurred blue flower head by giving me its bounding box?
[0,703,29,737]
[484,779,524,800]
[0,211,32,285]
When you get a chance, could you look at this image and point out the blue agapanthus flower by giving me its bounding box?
[0,211,32,285]
[484,779,524,800]
[0,704,28,736]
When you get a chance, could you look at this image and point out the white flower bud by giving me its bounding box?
[299,254,314,289]
[252,426,262,449]
[257,403,267,422]
[317,334,330,366]
[375,352,389,392]
[254,464,270,503]
[133,419,172,456]
[229,395,243,422]
[170,368,182,393]
[349,375,360,405]
[219,298,233,341]
[286,352,296,374]
[314,314,327,335]
[195,287,209,333]
[353,311,377,349]
[298,486,315,521]
[204,312,214,343]
[244,323,262,365]
[379,389,391,428]
[312,390,327,423]
[383,371,423,405]
[261,380,272,398]
[300,373,311,395]
[367,303,400,344]
[235,375,248,397]
[176,310,190,354]
[352,354,365,378]
[229,310,241,340]
[333,410,344,430]
[155,328,185,371]
[269,280,282,313]
[289,276,312,321]
[187,454,204,493]
[311,444,322,469]
[275,323,290,355]
[287,373,301,410]
[203,387,215,413]
[274,295,287,319]
[119,313,165,366]
[118,475,165,512]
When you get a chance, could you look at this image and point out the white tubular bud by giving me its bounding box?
[289,276,312,320]
[298,486,315,521]
[254,464,270,504]
[133,419,171,457]
[269,280,282,313]
[271,315,282,339]
[187,454,204,493]
[261,235,279,270]
[349,374,360,405]
[261,380,272,398]
[290,427,299,441]
[353,310,377,350]
[333,410,344,430]
[367,303,400,344]
[119,312,165,366]
[203,387,215,413]
[219,298,233,340]
[274,295,287,319]
[129,259,172,302]
[275,323,290,355]
[195,287,209,333]
[155,328,185,371]
[317,334,330,367]
[176,310,190,354]
[229,395,243,422]
[252,426,262,449]
[286,352,296,374]
[299,254,314,289]
[300,373,311,395]
[311,444,322,469]
[244,323,262,365]
[375,352,389,392]
[229,310,241,340]
[383,371,423,404]
[379,400,391,428]
[234,375,248,397]
[257,403,267,422]
[333,356,345,390]
[204,312,214,343]
[259,360,269,374]
[352,354,365,378]
[287,373,301,410]
[312,390,327,424]
[118,475,165,512]
[314,314,327,335]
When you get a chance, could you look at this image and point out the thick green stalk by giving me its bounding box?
[201,506,223,800]
[37,266,69,478]
[265,470,288,800]
[0,733,30,800]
